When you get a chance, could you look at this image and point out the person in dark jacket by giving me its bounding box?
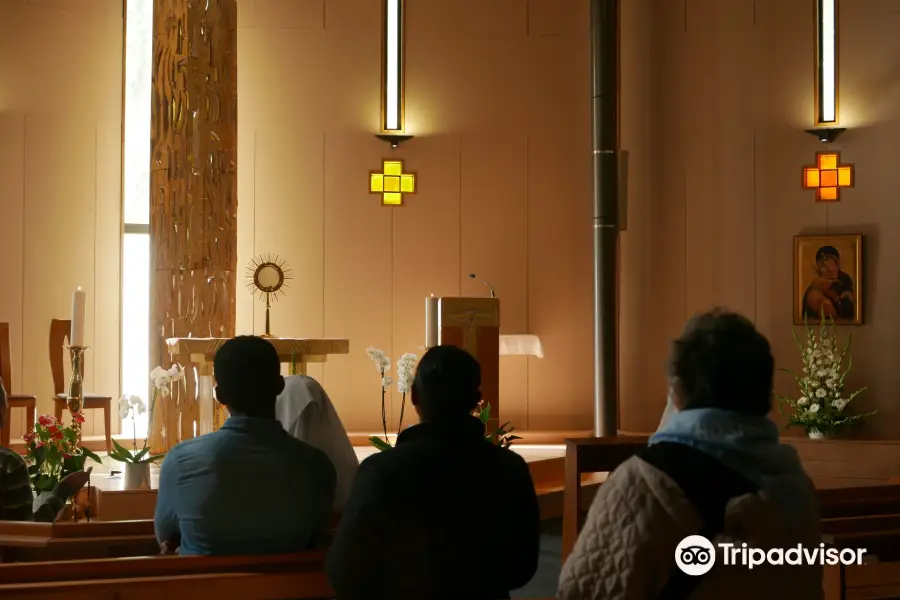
[326,345,540,600]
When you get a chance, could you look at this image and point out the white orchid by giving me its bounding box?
[366,347,418,452]
[150,364,185,396]
[396,353,417,395]
[118,394,147,420]
[365,347,391,374]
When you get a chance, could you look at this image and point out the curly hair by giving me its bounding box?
[668,308,774,417]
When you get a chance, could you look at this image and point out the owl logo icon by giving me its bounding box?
[675,535,716,576]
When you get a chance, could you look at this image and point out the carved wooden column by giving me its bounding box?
[149,0,237,449]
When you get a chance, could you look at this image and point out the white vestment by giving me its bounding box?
[276,375,359,510]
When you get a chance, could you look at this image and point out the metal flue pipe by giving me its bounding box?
[590,0,620,437]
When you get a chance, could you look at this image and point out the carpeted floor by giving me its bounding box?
[512,518,563,598]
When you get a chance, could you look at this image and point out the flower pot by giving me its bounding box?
[808,429,827,440]
[124,462,151,490]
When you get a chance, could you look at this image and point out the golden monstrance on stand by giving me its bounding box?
[246,254,292,337]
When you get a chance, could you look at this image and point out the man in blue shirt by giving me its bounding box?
[154,336,336,555]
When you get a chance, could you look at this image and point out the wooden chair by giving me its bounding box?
[49,319,112,453]
[0,322,36,449]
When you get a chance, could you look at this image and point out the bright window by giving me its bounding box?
[122,0,153,438]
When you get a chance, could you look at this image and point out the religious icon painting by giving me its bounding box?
[793,234,863,326]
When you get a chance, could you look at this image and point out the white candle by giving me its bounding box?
[425,295,438,348]
[70,287,86,347]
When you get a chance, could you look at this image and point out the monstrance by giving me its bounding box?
[245,254,292,337]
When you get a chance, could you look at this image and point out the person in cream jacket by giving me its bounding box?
[559,309,823,600]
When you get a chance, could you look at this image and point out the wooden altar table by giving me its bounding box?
[150,337,349,452]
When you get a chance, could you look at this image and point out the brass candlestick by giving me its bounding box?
[66,346,87,419]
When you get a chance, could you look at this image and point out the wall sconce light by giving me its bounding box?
[806,0,844,143]
[370,159,416,206]
[802,151,853,202]
[375,0,413,149]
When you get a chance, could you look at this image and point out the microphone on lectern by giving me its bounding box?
[468,273,496,298]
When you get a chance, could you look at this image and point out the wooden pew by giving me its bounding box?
[561,435,648,559]
[822,522,900,600]
[561,436,900,562]
[0,520,158,562]
[0,572,333,599]
[0,552,333,600]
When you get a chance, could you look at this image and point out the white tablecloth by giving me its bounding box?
[499,334,544,358]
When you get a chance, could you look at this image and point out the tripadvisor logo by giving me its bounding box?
[675,535,866,575]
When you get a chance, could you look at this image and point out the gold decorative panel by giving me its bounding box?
[369,159,416,206]
[149,0,238,451]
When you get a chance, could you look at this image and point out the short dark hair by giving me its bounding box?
[412,345,481,421]
[668,308,774,417]
[213,336,283,417]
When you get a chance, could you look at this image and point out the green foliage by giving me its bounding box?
[367,436,394,452]
[108,438,164,465]
[777,311,875,436]
[475,401,522,449]
[24,415,102,494]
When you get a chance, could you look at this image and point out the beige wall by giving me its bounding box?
[236,0,594,432]
[0,0,123,440]
[619,0,900,436]
[13,0,892,441]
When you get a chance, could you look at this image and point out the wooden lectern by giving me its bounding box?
[150,337,349,453]
[437,297,500,430]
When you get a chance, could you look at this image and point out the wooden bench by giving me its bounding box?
[0,520,158,562]
[561,435,649,558]
[0,551,333,599]
[822,522,900,600]
[562,436,900,599]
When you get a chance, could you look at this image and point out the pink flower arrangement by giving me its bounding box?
[23,414,101,494]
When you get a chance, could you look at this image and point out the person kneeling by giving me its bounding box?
[154,336,336,555]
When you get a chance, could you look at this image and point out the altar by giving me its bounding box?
[148,337,349,453]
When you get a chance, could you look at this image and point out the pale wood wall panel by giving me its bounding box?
[0,0,123,441]
[618,0,655,432]
[459,135,529,429]
[323,134,393,431]
[241,0,325,29]
[682,1,721,315]
[526,129,593,431]
[0,116,26,437]
[389,136,462,430]
[251,129,326,384]
[618,0,900,437]
[94,122,123,423]
[241,0,595,431]
[23,120,101,434]
[704,1,758,319]
[832,0,900,435]
[636,0,688,431]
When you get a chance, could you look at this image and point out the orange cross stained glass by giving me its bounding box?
[369,159,416,206]
[802,152,854,202]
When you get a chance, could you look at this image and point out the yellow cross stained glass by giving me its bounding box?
[802,152,854,202]
[369,159,416,206]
